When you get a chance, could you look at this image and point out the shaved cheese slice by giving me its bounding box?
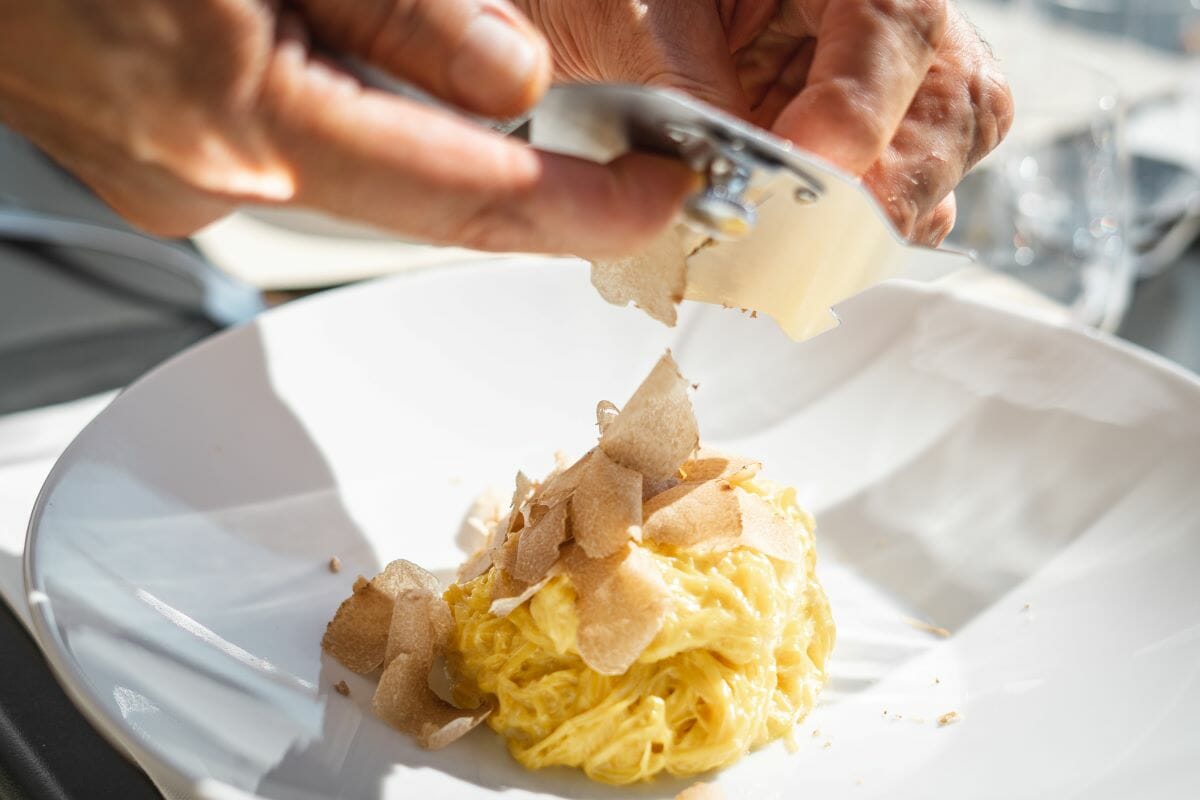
[683,171,963,341]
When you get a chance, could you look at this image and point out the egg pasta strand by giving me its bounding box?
[445,478,835,784]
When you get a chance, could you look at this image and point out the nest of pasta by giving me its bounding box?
[321,353,835,784]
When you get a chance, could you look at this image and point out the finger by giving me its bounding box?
[860,8,1013,239]
[738,36,816,130]
[912,192,956,246]
[771,0,948,175]
[1,98,235,236]
[734,30,806,113]
[260,39,691,257]
[635,0,749,115]
[296,0,552,119]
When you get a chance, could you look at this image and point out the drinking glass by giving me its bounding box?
[1028,0,1200,276]
[947,54,1132,331]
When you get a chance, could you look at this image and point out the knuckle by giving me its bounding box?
[926,195,957,245]
[872,179,922,237]
[813,78,894,161]
[968,69,1015,164]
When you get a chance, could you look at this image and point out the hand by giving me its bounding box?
[517,0,1014,245]
[0,0,691,257]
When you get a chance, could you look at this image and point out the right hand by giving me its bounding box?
[0,0,692,258]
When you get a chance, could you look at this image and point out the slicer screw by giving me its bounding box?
[794,186,818,204]
[684,155,756,240]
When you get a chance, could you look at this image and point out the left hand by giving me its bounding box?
[515,0,1014,245]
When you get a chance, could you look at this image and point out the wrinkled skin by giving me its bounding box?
[0,0,1011,254]
[517,0,1014,244]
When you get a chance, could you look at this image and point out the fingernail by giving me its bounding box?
[450,12,541,114]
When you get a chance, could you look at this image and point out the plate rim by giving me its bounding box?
[22,259,1200,799]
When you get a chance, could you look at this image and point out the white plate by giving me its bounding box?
[25,258,1200,800]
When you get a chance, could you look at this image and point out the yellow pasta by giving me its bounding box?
[445,476,835,784]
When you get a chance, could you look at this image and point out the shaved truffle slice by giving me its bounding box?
[571,449,643,558]
[642,480,741,549]
[491,529,522,574]
[600,352,698,481]
[563,544,669,675]
[372,559,442,600]
[373,590,490,748]
[500,471,536,536]
[595,400,620,434]
[455,490,506,583]
[322,560,440,673]
[642,481,804,563]
[736,491,806,563]
[384,584,453,666]
[590,226,688,326]
[512,500,570,583]
[682,448,761,484]
[537,449,593,507]
[456,547,493,583]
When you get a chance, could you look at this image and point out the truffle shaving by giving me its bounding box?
[370,562,491,749]
[512,499,570,583]
[590,226,688,326]
[571,448,644,558]
[321,559,440,674]
[642,480,804,563]
[599,352,698,481]
[563,544,669,675]
[537,449,593,507]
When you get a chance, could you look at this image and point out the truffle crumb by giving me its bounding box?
[904,617,950,637]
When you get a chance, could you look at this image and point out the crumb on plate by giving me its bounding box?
[938,711,962,727]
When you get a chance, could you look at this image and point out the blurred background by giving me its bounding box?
[1,0,1199,411]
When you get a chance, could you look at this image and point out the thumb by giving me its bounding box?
[297,0,552,119]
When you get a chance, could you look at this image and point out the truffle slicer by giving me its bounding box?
[531,84,973,341]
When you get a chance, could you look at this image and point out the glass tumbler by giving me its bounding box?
[947,54,1131,331]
